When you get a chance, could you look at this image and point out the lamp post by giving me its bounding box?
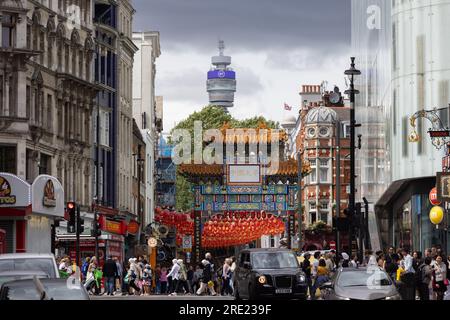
[297,152,303,252]
[344,57,361,259]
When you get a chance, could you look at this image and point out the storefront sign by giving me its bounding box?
[104,219,124,235]
[0,173,31,207]
[436,172,450,202]
[0,176,16,205]
[127,220,140,235]
[31,175,64,217]
[43,180,56,207]
[429,187,441,206]
[93,205,119,216]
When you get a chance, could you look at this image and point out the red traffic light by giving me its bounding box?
[67,202,75,210]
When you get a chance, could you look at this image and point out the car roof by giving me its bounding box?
[240,248,293,253]
[0,253,56,259]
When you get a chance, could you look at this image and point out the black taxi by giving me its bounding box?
[233,248,307,300]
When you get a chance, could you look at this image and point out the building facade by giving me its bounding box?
[352,0,450,252]
[156,134,175,208]
[132,31,162,226]
[0,0,96,252]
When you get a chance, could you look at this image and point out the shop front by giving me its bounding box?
[0,173,64,254]
[375,176,448,252]
[98,216,126,266]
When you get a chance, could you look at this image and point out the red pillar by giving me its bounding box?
[15,220,26,253]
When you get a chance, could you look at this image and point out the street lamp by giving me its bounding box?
[344,57,361,260]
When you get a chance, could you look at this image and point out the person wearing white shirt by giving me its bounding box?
[167,259,180,296]
[399,248,416,300]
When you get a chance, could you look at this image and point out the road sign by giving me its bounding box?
[182,235,192,250]
[330,241,336,250]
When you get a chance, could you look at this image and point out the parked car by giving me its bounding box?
[234,248,307,300]
[0,253,59,279]
[320,267,401,300]
[0,270,49,287]
[0,278,90,300]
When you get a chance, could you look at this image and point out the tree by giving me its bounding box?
[170,105,280,211]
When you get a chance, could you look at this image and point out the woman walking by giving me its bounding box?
[159,266,168,294]
[432,255,448,300]
[221,258,232,296]
[167,259,180,296]
[128,258,142,295]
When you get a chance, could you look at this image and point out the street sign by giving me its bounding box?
[429,130,450,138]
[182,235,192,250]
[429,187,441,206]
[329,241,336,250]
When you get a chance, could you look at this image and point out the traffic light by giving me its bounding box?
[91,216,102,237]
[76,205,84,234]
[67,202,76,233]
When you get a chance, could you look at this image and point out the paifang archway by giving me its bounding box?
[178,123,311,264]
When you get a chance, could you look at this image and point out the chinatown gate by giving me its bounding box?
[178,123,311,264]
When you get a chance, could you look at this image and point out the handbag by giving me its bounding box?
[444,278,449,286]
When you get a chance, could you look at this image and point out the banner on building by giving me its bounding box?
[193,212,201,263]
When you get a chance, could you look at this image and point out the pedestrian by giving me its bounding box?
[103,255,118,296]
[81,257,90,282]
[193,264,203,293]
[363,250,373,266]
[121,262,129,295]
[432,255,448,300]
[417,257,433,301]
[413,251,423,272]
[128,258,141,295]
[167,259,180,296]
[155,265,162,294]
[142,263,152,296]
[300,253,313,299]
[159,266,168,294]
[311,259,330,300]
[312,251,321,276]
[114,257,122,293]
[377,255,385,269]
[385,252,399,282]
[229,256,237,294]
[196,259,217,296]
[205,252,218,293]
[175,259,190,295]
[348,254,358,268]
[324,253,335,273]
[399,248,416,300]
[341,252,350,268]
[221,258,232,296]
[87,257,100,295]
[187,265,194,294]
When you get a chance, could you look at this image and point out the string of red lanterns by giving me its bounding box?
[154,207,286,248]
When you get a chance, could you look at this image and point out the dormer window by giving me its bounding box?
[1,14,17,48]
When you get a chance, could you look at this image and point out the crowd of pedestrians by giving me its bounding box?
[297,246,449,300]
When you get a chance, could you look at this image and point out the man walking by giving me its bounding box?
[399,248,416,300]
[103,255,118,296]
[114,257,122,293]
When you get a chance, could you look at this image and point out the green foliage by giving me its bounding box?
[170,105,280,212]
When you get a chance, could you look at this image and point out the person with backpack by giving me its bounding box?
[417,257,433,300]
[310,259,330,300]
[196,259,217,296]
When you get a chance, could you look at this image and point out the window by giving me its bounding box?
[319,158,331,183]
[0,146,16,174]
[320,212,328,223]
[2,15,16,47]
[309,159,317,184]
[310,212,317,224]
[402,117,408,157]
[47,94,52,131]
[39,153,51,175]
[321,202,328,210]
[99,165,104,200]
[319,127,329,137]
[307,127,316,138]
[309,202,316,211]
[343,123,351,138]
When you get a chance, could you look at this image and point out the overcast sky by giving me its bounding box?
[133,0,352,132]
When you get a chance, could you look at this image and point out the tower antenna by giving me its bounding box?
[218,39,225,56]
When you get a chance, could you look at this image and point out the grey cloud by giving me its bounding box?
[132,0,351,52]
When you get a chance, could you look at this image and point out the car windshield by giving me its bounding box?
[0,259,56,278]
[3,282,86,300]
[251,252,299,269]
[337,270,392,287]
